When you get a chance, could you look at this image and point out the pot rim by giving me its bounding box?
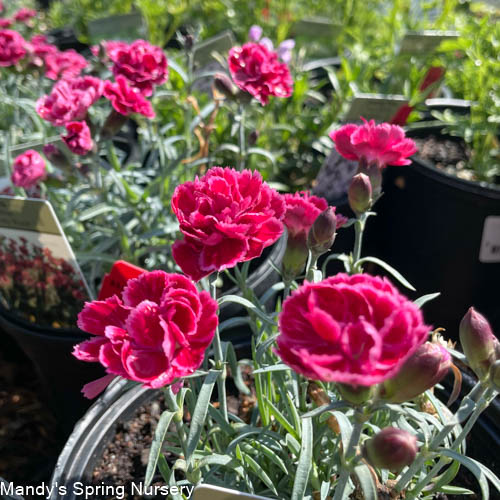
[405,124,500,198]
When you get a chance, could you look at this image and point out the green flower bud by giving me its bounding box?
[357,159,382,199]
[337,383,373,405]
[363,427,418,472]
[489,360,500,391]
[213,73,236,100]
[459,307,499,380]
[282,232,309,283]
[382,342,451,403]
[307,207,337,257]
[348,173,372,216]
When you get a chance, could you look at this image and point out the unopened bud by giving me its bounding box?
[42,144,70,169]
[348,173,372,215]
[184,34,194,51]
[459,307,499,380]
[382,342,451,403]
[101,109,128,140]
[282,233,308,283]
[363,427,418,472]
[307,207,337,257]
[213,73,236,100]
[248,130,259,146]
[337,383,373,405]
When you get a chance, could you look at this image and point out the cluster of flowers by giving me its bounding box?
[0,236,88,328]
[0,3,36,29]
[73,121,440,401]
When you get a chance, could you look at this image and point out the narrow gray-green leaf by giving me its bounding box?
[302,401,349,419]
[291,418,313,500]
[353,464,378,500]
[331,411,354,453]
[185,370,220,464]
[356,256,416,291]
[414,292,441,309]
[145,410,175,487]
[243,453,278,495]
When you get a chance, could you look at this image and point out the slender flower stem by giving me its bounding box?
[237,104,247,171]
[164,387,188,461]
[210,273,228,423]
[352,217,365,272]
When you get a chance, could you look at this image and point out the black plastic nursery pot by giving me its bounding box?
[0,306,105,435]
[49,370,500,500]
[363,125,500,339]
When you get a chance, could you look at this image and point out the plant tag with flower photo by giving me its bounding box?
[193,30,235,67]
[479,216,500,263]
[88,12,148,44]
[193,484,270,500]
[0,196,91,328]
[397,30,459,54]
[291,16,342,38]
[344,93,409,122]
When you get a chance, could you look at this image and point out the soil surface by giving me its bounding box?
[413,135,474,182]
[0,334,63,499]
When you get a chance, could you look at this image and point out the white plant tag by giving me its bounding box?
[479,216,500,263]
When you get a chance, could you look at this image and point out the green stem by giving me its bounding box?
[237,104,246,171]
[164,387,188,461]
[210,273,228,423]
[352,218,365,272]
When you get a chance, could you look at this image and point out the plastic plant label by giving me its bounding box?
[0,196,91,327]
[479,216,500,263]
[88,12,148,44]
[344,93,409,122]
[397,30,459,54]
[98,260,145,300]
[193,484,270,500]
[292,17,342,38]
[193,30,235,66]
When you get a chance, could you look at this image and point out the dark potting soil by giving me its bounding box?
[0,335,63,497]
[413,135,474,182]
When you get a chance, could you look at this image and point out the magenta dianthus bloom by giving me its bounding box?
[275,273,429,386]
[330,119,417,167]
[11,150,46,188]
[44,49,87,80]
[228,42,293,105]
[61,121,93,155]
[283,191,328,240]
[109,39,168,97]
[172,167,285,281]
[36,76,104,126]
[103,75,155,118]
[73,271,218,389]
[13,7,36,23]
[0,29,27,66]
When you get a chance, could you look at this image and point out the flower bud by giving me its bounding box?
[42,144,70,169]
[337,383,373,405]
[282,232,308,283]
[101,109,128,140]
[363,427,418,472]
[382,342,451,403]
[307,207,337,257]
[348,173,372,215]
[248,130,259,146]
[459,307,499,380]
[213,73,236,100]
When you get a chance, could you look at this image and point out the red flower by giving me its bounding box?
[36,76,103,126]
[91,40,129,60]
[103,75,155,117]
[0,18,12,28]
[109,39,168,97]
[283,191,328,239]
[275,273,429,386]
[61,121,94,155]
[228,42,293,105]
[11,150,46,188]
[13,7,36,23]
[172,167,285,281]
[28,34,58,67]
[44,49,87,80]
[0,29,27,66]
[73,271,218,389]
[330,119,417,167]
